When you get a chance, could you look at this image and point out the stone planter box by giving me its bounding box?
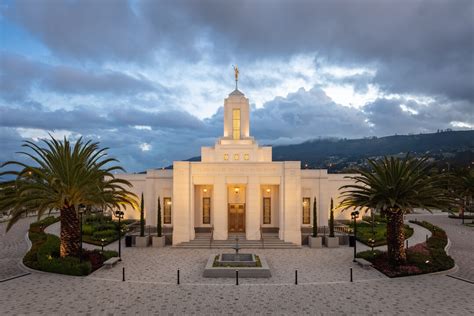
[135,236,150,247]
[324,236,339,248]
[308,236,323,248]
[203,254,271,278]
[152,236,166,247]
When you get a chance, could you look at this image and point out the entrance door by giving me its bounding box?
[228,203,245,232]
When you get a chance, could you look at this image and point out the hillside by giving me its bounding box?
[174,130,473,171]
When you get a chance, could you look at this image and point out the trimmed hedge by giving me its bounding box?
[24,216,118,276]
[357,220,454,277]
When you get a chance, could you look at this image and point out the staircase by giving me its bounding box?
[174,233,300,249]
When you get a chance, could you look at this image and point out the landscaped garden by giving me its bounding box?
[357,220,454,277]
[82,213,135,246]
[350,214,414,247]
[24,216,118,276]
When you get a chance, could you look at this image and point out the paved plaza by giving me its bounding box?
[0,214,473,315]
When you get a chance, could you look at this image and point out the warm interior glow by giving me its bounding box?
[234,187,240,194]
[266,188,271,193]
[203,188,208,193]
[232,108,241,140]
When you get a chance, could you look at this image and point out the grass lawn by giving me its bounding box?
[350,219,414,247]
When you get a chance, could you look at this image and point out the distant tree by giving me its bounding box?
[329,198,335,237]
[140,193,145,237]
[157,196,162,237]
[312,197,318,237]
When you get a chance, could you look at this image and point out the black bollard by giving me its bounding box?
[350,268,353,282]
[236,270,239,285]
[295,270,298,285]
[122,267,125,282]
[426,234,428,242]
[406,239,409,249]
[177,269,180,285]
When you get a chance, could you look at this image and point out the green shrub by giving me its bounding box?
[82,224,94,235]
[92,229,117,240]
[102,250,118,260]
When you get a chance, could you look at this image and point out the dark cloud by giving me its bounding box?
[363,97,474,136]
[0,53,156,101]
[7,0,473,101]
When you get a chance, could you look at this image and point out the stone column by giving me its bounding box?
[283,162,302,245]
[213,176,227,240]
[172,162,191,245]
[246,176,260,240]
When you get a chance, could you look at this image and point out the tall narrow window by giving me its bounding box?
[164,197,172,224]
[302,197,310,224]
[263,197,271,224]
[232,108,241,140]
[203,197,211,224]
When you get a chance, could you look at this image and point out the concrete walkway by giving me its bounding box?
[1,216,473,314]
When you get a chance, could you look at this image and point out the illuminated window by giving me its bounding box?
[263,197,271,224]
[203,197,211,224]
[164,197,172,224]
[244,153,249,160]
[302,197,310,224]
[224,154,229,160]
[234,154,239,160]
[232,108,240,140]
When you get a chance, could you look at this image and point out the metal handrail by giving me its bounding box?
[209,225,214,249]
[260,226,264,249]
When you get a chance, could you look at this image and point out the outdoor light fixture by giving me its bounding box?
[234,187,240,194]
[203,188,208,193]
[351,210,360,262]
[114,210,125,260]
[266,188,271,193]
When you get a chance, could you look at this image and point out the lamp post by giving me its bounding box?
[101,238,105,253]
[114,210,124,261]
[78,205,85,263]
[371,208,375,252]
[351,210,360,262]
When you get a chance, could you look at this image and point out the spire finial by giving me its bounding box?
[233,65,239,90]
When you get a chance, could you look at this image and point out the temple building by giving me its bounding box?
[117,78,357,246]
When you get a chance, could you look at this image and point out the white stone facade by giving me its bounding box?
[117,89,357,246]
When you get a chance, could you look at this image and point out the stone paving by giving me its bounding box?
[0,217,34,281]
[1,215,473,315]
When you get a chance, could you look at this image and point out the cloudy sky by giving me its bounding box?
[1,0,473,172]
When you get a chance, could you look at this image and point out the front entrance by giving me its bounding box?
[228,203,245,232]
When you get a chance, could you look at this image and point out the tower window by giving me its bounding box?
[224,154,229,160]
[232,108,241,140]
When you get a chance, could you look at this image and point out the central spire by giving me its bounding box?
[233,65,239,90]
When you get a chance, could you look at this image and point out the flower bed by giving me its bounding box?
[356,220,454,277]
[24,216,118,276]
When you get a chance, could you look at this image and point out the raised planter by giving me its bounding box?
[135,236,150,247]
[308,236,323,248]
[152,236,166,248]
[324,236,339,248]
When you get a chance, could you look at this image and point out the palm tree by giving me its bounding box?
[0,136,137,258]
[339,156,452,266]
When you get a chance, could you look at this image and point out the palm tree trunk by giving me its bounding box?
[386,211,406,266]
[59,206,81,258]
